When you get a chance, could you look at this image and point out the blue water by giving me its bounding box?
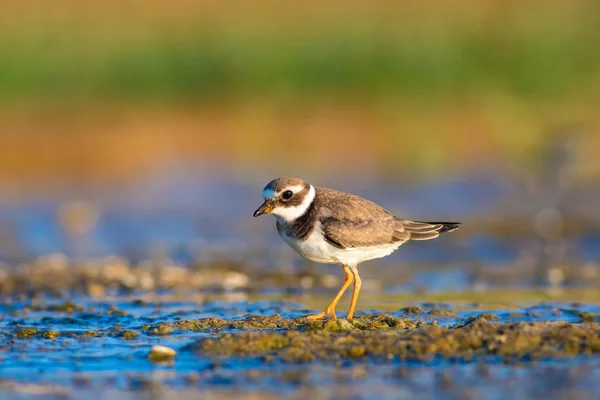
[0,167,599,398]
[0,297,599,399]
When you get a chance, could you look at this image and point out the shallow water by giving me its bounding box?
[1,169,600,399]
[2,170,600,298]
[1,295,600,399]
[2,169,598,265]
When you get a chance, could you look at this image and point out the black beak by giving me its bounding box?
[253,200,273,217]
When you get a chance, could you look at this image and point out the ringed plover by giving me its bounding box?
[253,177,460,319]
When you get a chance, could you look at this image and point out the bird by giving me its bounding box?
[253,177,461,320]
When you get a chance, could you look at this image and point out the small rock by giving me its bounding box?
[148,345,177,362]
[580,312,598,323]
[121,330,140,340]
[324,318,354,332]
[452,316,488,329]
[428,309,458,317]
[347,345,366,358]
[400,306,425,315]
[477,313,500,321]
[42,330,60,339]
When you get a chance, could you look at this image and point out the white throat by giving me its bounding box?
[272,185,316,222]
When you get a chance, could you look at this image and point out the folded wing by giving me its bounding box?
[316,187,460,249]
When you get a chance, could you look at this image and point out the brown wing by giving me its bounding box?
[316,188,410,249]
[316,188,461,248]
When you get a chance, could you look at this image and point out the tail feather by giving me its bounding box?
[396,220,461,241]
[427,221,461,234]
[409,231,442,240]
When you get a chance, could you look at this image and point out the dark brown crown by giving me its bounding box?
[263,177,309,193]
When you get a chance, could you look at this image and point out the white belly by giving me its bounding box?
[280,228,403,266]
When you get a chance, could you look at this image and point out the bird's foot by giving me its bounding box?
[306,307,336,320]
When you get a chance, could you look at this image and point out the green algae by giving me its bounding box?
[42,330,60,339]
[30,301,84,313]
[141,314,419,336]
[322,319,354,332]
[3,297,600,398]
[6,303,600,368]
[400,306,425,314]
[10,326,142,341]
[120,330,140,340]
[15,327,40,339]
[106,305,128,316]
[147,323,175,336]
[428,309,458,317]
[347,345,366,358]
[452,316,488,329]
[580,312,599,323]
[186,319,600,363]
[476,313,500,321]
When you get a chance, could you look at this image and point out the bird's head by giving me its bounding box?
[253,177,315,222]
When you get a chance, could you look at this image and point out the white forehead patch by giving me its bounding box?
[263,184,306,200]
[262,188,277,199]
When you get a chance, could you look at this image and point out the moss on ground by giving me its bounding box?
[185,319,600,363]
[42,330,60,339]
[142,314,421,335]
[120,330,140,340]
[7,313,600,364]
[580,312,599,323]
[14,327,41,339]
[30,301,84,313]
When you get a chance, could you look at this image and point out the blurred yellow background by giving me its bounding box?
[0,0,598,295]
[1,0,599,191]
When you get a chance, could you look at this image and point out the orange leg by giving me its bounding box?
[306,264,354,320]
[347,267,361,319]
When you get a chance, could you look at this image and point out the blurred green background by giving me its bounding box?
[0,1,599,290]
[2,2,600,394]
[1,0,599,189]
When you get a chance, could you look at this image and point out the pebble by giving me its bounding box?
[148,345,177,362]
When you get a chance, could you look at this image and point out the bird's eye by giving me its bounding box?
[282,190,293,200]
